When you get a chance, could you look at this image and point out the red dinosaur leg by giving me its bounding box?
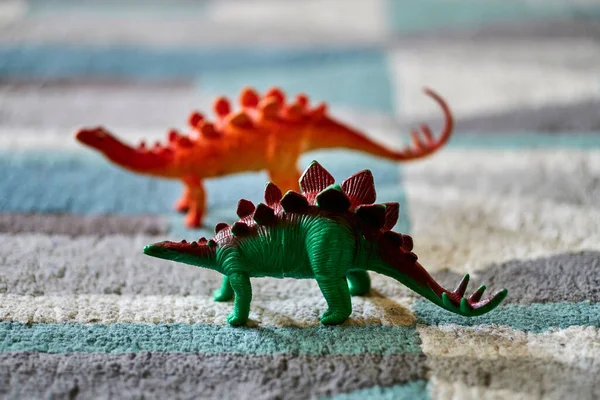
[174,186,191,213]
[267,167,301,193]
[182,177,206,228]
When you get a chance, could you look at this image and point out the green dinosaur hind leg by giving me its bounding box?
[316,277,352,325]
[213,276,234,302]
[227,273,252,326]
[347,270,371,296]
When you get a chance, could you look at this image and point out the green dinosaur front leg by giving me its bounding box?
[316,277,352,325]
[347,270,371,296]
[213,276,234,302]
[227,273,252,326]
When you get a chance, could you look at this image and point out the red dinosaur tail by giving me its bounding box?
[75,127,176,176]
[307,88,454,161]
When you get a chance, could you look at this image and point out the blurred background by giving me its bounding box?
[1,0,599,237]
[1,1,600,399]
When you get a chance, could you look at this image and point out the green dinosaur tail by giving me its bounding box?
[369,262,507,317]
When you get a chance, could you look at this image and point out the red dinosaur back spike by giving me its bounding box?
[265,87,285,104]
[299,160,335,204]
[258,97,281,120]
[315,184,351,212]
[296,94,309,107]
[240,87,259,108]
[214,97,231,118]
[355,204,386,230]
[188,111,204,128]
[341,170,376,210]
[236,199,255,219]
[382,202,399,231]
[198,122,220,138]
[264,182,283,206]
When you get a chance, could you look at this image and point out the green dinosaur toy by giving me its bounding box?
[143,161,507,326]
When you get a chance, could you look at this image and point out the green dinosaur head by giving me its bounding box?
[143,238,219,271]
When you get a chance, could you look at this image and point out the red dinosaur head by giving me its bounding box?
[75,127,175,175]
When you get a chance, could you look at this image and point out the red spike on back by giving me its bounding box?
[285,104,304,121]
[188,111,204,128]
[341,170,376,210]
[382,202,399,231]
[228,111,254,129]
[214,97,231,117]
[311,103,327,119]
[168,129,181,142]
[296,94,309,107]
[299,161,335,204]
[259,98,281,120]
[236,199,256,218]
[199,122,219,138]
[265,87,285,104]
[178,136,193,147]
[264,182,282,206]
[240,87,259,108]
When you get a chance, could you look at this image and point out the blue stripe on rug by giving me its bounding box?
[385,0,598,33]
[0,150,403,220]
[326,380,429,400]
[197,51,394,113]
[414,301,600,333]
[0,45,381,80]
[0,323,422,355]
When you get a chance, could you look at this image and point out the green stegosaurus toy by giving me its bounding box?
[143,161,507,326]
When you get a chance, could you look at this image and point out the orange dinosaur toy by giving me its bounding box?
[75,86,453,228]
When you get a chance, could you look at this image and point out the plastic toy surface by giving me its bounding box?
[143,161,507,326]
[75,87,453,228]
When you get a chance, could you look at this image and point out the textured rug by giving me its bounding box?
[1,1,600,399]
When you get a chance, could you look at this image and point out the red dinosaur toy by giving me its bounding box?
[75,87,453,228]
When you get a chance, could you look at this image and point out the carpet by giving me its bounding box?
[1,1,600,399]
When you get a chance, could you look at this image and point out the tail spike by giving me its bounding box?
[138,140,146,149]
[265,87,285,104]
[240,87,259,108]
[454,274,470,297]
[190,241,198,247]
[180,239,187,244]
[188,111,204,128]
[468,285,486,302]
[198,237,208,244]
[214,97,231,117]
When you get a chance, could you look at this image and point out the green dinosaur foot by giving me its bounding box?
[320,309,351,325]
[213,277,234,302]
[227,312,248,326]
